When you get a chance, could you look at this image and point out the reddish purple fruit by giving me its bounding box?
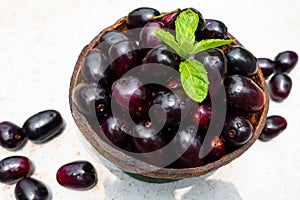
[15,177,50,200]
[222,116,253,147]
[56,161,97,190]
[257,58,275,78]
[0,156,33,184]
[192,104,212,130]
[268,73,292,102]
[0,121,27,150]
[201,136,226,163]
[274,50,298,73]
[259,115,287,141]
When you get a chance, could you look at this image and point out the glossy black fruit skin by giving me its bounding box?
[225,46,258,76]
[73,83,110,118]
[257,58,275,78]
[81,49,112,86]
[224,75,265,112]
[99,115,131,148]
[268,73,292,102]
[174,125,203,168]
[274,50,298,73]
[199,19,228,39]
[22,110,64,143]
[222,116,253,147]
[0,156,33,184]
[139,22,164,49]
[15,177,50,200]
[201,136,226,163]
[0,121,27,150]
[97,30,129,51]
[109,40,140,80]
[126,7,160,29]
[56,161,97,190]
[141,45,180,81]
[195,48,227,77]
[259,115,287,141]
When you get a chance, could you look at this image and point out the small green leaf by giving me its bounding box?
[191,39,234,55]
[179,59,209,102]
[175,8,198,48]
[153,29,181,55]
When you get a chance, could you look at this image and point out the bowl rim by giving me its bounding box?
[69,16,269,179]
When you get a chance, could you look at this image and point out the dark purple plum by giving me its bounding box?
[132,121,166,166]
[126,7,160,29]
[257,58,275,78]
[201,136,226,163]
[97,30,129,51]
[222,115,253,147]
[81,49,112,86]
[225,46,258,76]
[259,115,287,141]
[22,110,65,143]
[274,50,298,73]
[224,75,265,112]
[174,125,203,168]
[99,115,131,148]
[139,22,164,49]
[73,83,110,118]
[0,156,33,184]
[268,73,292,102]
[15,177,50,200]
[0,121,26,150]
[56,161,97,190]
[199,19,227,40]
[192,104,212,130]
[109,40,140,80]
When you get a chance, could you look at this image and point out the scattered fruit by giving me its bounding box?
[274,50,298,73]
[0,156,33,184]
[268,73,292,102]
[259,115,287,141]
[56,161,97,190]
[22,110,65,143]
[0,121,27,150]
[15,177,50,200]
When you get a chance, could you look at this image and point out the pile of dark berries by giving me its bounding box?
[74,7,270,168]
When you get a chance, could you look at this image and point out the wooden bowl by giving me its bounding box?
[69,16,269,182]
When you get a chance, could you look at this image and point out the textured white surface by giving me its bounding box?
[0,0,300,199]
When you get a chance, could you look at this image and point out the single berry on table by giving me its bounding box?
[0,121,27,150]
[56,161,97,190]
[259,115,287,141]
[274,50,298,73]
[0,156,33,184]
[14,177,50,200]
[268,73,292,102]
[257,58,275,78]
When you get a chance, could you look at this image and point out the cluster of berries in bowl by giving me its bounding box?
[70,7,269,179]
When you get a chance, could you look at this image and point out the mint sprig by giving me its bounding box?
[154,9,234,102]
[180,59,208,102]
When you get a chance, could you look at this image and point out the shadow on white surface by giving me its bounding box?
[103,169,242,200]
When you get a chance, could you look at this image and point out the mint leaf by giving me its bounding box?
[191,39,234,55]
[179,59,209,102]
[175,9,198,52]
[153,28,181,55]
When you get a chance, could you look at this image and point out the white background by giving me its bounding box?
[0,0,299,199]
